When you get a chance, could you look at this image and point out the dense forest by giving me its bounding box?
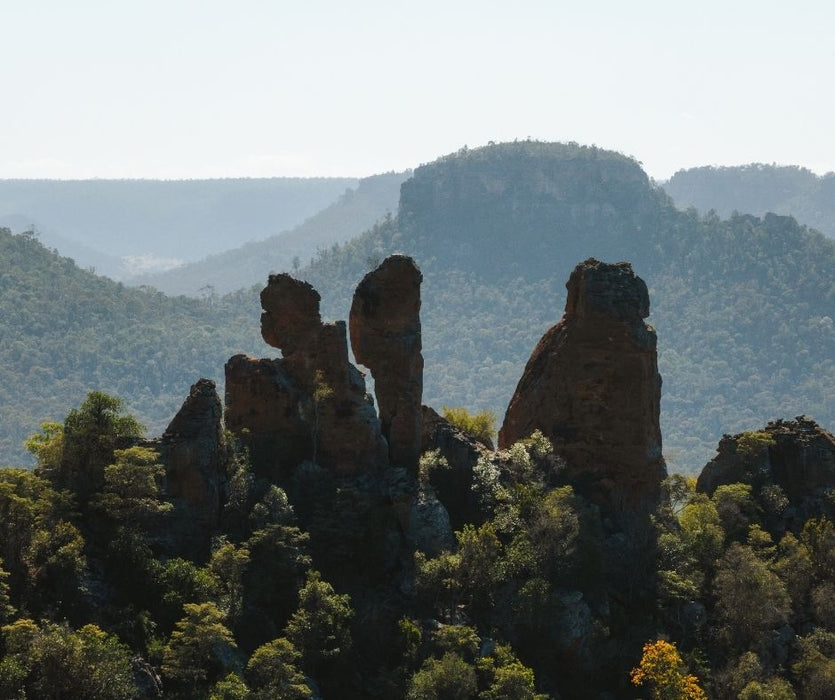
[300,143,835,472]
[0,227,264,465]
[664,164,835,238]
[0,141,833,697]
[0,177,357,278]
[0,368,832,697]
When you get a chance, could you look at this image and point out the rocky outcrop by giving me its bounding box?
[697,416,835,524]
[225,273,387,477]
[421,405,490,527]
[499,259,666,517]
[350,255,424,473]
[160,378,228,556]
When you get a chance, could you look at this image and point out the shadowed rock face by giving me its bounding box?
[350,255,424,473]
[500,259,666,517]
[697,416,835,524]
[225,273,387,477]
[161,378,227,556]
[420,405,490,528]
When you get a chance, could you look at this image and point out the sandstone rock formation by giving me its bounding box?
[350,255,424,472]
[697,416,835,524]
[421,405,490,527]
[225,273,387,477]
[160,378,228,555]
[499,259,666,516]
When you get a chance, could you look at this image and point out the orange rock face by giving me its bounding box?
[500,259,666,516]
[225,274,387,477]
[350,255,424,473]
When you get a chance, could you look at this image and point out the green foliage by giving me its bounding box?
[792,629,835,700]
[209,672,251,700]
[210,542,250,628]
[441,406,497,445]
[0,227,264,467]
[92,446,172,527]
[39,391,144,501]
[736,431,777,459]
[284,570,353,673]
[0,619,137,699]
[162,602,240,692]
[418,449,451,484]
[713,543,791,653]
[246,638,312,699]
[407,652,478,700]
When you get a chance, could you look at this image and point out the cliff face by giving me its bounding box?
[225,273,387,477]
[500,259,666,516]
[697,416,835,524]
[350,255,424,473]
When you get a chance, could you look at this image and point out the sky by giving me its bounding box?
[2,0,834,181]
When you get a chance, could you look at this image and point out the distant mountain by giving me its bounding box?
[299,143,835,473]
[0,227,266,466]
[2,144,833,474]
[130,171,407,296]
[0,177,358,278]
[664,164,835,237]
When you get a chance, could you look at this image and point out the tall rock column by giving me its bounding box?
[500,258,666,516]
[225,274,387,478]
[349,255,424,473]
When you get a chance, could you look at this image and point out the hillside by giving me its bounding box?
[300,142,835,472]
[0,228,265,465]
[2,143,833,474]
[129,171,406,296]
[664,163,835,238]
[0,177,357,278]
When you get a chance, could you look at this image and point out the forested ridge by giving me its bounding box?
[300,142,835,472]
[0,141,832,474]
[0,228,264,465]
[0,143,833,696]
[664,164,835,238]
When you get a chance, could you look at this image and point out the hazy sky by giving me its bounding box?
[2,1,833,181]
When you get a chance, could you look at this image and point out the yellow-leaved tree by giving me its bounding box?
[630,639,707,700]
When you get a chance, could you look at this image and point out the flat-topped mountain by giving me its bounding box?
[301,142,835,471]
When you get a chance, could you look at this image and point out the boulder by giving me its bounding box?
[350,255,424,473]
[697,416,835,525]
[499,259,666,517]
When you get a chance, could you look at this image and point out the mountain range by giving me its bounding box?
[0,142,832,474]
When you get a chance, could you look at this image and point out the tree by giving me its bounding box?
[41,391,143,501]
[713,543,790,653]
[210,542,250,628]
[92,446,172,528]
[246,637,312,699]
[209,672,251,700]
[630,639,707,700]
[0,619,137,699]
[162,602,240,694]
[285,570,353,674]
[441,406,497,447]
